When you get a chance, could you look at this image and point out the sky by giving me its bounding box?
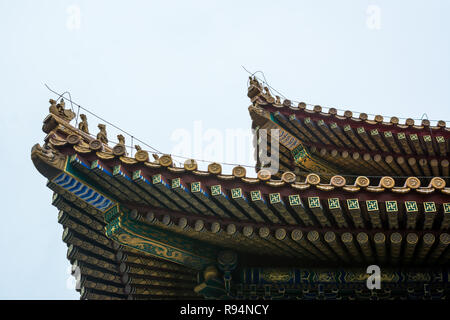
[0,0,449,299]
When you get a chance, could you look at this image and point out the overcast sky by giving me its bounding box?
[0,0,449,299]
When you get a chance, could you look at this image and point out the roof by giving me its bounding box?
[247,80,450,179]
[31,94,450,300]
[33,112,450,265]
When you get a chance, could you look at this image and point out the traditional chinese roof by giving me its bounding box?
[33,112,450,265]
[247,81,450,180]
[32,93,450,300]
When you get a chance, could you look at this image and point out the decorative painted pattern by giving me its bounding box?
[249,191,281,224]
[190,181,229,218]
[52,172,114,212]
[328,198,340,209]
[386,201,398,212]
[444,203,450,214]
[105,208,218,270]
[366,200,379,212]
[210,185,248,220]
[231,188,264,222]
[269,193,296,225]
[405,201,418,213]
[241,268,449,285]
[171,178,212,216]
[424,202,437,213]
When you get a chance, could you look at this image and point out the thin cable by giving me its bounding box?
[242,66,272,91]
[75,105,80,127]
[53,91,75,114]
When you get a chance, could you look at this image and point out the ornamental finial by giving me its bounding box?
[78,114,89,134]
[97,124,108,144]
[48,98,75,122]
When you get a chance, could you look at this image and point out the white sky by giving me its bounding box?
[0,0,449,299]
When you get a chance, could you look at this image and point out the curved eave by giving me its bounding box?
[248,84,449,132]
[248,88,450,179]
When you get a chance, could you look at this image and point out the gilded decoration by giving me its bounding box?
[104,209,218,270]
[31,143,67,179]
[208,162,222,174]
[89,139,103,151]
[281,171,296,183]
[316,272,334,282]
[110,134,126,156]
[257,169,271,181]
[430,177,446,189]
[135,149,149,162]
[78,114,89,134]
[330,175,346,187]
[184,159,198,171]
[260,269,293,283]
[232,166,246,178]
[355,176,370,187]
[405,177,421,189]
[380,176,395,189]
[67,134,81,145]
[49,98,76,122]
[241,269,427,286]
[158,154,173,167]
